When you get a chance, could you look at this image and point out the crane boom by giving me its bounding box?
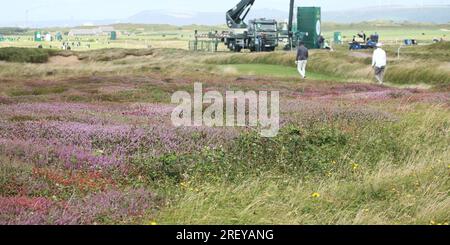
[288,0,295,49]
[288,0,295,38]
[226,0,256,28]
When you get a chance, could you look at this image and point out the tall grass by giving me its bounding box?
[386,62,450,85]
[204,48,450,85]
[157,107,450,224]
[0,47,447,85]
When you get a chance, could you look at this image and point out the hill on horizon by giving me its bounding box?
[128,5,450,26]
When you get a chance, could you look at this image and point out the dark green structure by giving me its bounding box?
[55,32,63,41]
[110,31,117,40]
[296,7,321,49]
[34,31,42,42]
[334,32,342,44]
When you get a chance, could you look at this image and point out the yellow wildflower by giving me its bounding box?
[311,192,321,198]
[180,182,188,188]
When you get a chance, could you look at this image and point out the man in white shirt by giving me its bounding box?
[372,43,387,84]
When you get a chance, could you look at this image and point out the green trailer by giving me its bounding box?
[110,31,117,40]
[0,34,4,42]
[34,31,42,42]
[296,7,321,49]
[55,32,63,41]
[334,32,343,45]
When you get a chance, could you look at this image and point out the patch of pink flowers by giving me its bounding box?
[0,188,158,225]
[0,103,239,171]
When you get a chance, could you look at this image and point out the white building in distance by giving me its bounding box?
[68,26,115,36]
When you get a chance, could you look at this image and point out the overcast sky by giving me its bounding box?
[3,0,450,23]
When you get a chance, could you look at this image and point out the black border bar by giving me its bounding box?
[1,225,449,244]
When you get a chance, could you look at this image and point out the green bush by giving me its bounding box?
[132,153,193,183]
[0,47,56,63]
[0,27,28,35]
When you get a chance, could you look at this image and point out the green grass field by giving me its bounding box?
[215,64,348,82]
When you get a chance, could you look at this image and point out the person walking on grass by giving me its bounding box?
[372,42,387,84]
[296,41,309,79]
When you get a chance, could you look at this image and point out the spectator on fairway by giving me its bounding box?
[296,41,309,79]
[372,43,387,84]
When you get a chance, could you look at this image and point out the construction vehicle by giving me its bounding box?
[194,1,322,52]
[223,0,278,52]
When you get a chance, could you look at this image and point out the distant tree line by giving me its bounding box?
[0,28,29,35]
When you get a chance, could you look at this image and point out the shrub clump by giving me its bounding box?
[0,47,57,63]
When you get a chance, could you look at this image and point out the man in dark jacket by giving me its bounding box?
[318,35,325,49]
[296,42,309,79]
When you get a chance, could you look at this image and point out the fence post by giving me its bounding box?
[397,44,404,60]
[194,30,198,51]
